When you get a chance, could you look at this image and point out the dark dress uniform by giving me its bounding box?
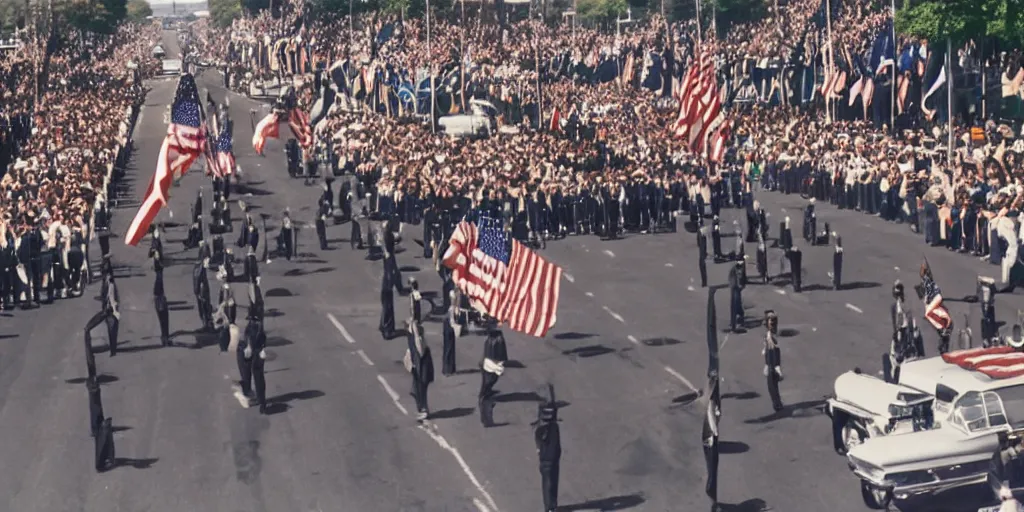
[316,192,330,250]
[803,200,816,244]
[786,246,802,293]
[756,232,769,284]
[379,265,396,339]
[94,416,116,472]
[442,291,457,376]
[193,258,214,331]
[479,326,508,427]
[276,212,295,260]
[236,315,268,414]
[728,262,745,332]
[831,236,843,290]
[763,311,784,411]
[711,216,725,261]
[215,282,237,352]
[87,375,105,439]
[406,322,434,421]
[702,374,721,511]
[779,217,792,250]
[696,225,708,288]
[382,218,404,292]
[150,239,171,347]
[85,271,120,361]
[534,394,561,512]
[0,229,14,309]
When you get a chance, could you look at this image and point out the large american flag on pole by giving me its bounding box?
[214,120,236,176]
[125,74,206,246]
[442,215,562,338]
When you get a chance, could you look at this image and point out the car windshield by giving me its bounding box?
[950,391,1008,433]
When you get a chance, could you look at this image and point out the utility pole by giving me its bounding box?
[460,0,466,112]
[946,36,953,162]
[427,0,435,133]
[890,0,896,131]
[695,0,702,43]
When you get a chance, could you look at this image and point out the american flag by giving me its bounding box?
[943,346,1024,379]
[442,215,562,338]
[125,75,206,246]
[920,276,952,333]
[252,112,280,156]
[215,121,236,176]
[287,108,313,148]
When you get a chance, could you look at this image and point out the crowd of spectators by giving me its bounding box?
[0,23,159,308]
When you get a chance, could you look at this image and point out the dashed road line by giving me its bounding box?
[376,375,409,415]
[603,250,615,258]
[627,335,640,345]
[564,273,575,283]
[355,349,374,366]
[418,424,501,512]
[327,313,357,344]
[585,292,594,298]
[602,306,626,323]
[473,498,492,512]
[664,366,699,393]
[665,263,674,267]
[687,286,695,292]
[775,289,786,295]
[845,303,864,314]
[719,333,731,350]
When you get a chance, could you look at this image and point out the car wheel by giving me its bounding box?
[860,480,892,510]
[843,422,866,451]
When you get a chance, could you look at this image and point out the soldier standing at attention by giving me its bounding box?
[533,384,561,512]
[728,260,745,332]
[763,310,784,412]
[696,220,708,288]
[150,227,171,347]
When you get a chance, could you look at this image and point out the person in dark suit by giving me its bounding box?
[763,310,784,411]
[702,370,721,512]
[829,235,843,290]
[533,384,561,512]
[379,263,396,340]
[85,265,120,359]
[405,319,434,421]
[479,321,508,427]
[234,303,268,414]
[193,255,214,332]
[785,245,802,293]
[696,221,708,287]
[442,289,458,376]
[150,228,171,347]
[728,261,745,332]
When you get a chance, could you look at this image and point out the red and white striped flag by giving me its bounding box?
[442,216,562,338]
[252,112,280,155]
[549,106,561,132]
[942,346,1024,379]
[709,119,732,163]
[125,75,206,246]
[288,108,314,148]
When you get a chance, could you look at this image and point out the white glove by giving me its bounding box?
[764,365,769,377]
[775,366,783,380]
[244,346,252,358]
[259,349,267,360]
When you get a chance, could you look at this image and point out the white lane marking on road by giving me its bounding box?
[603,250,615,258]
[775,289,787,295]
[564,273,575,283]
[327,313,357,344]
[720,333,732,350]
[894,266,900,271]
[473,498,492,512]
[845,303,864,314]
[355,349,374,366]
[376,375,408,415]
[665,263,674,267]
[418,424,501,512]
[687,286,695,291]
[812,327,818,332]
[664,366,699,393]
[585,292,594,298]
[602,306,626,323]
[627,335,640,345]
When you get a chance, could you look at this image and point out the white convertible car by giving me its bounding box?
[826,346,1024,510]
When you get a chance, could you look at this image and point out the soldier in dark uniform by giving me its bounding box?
[728,261,745,332]
[214,269,237,352]
[184,189,204,250]
[405,319,434,421]
[149,228,172,347]
[533,384,561,512]
[85,265,120,359]
[86,375,105,440]
[316,187,331,251]
[350,206,366,250]
[803,199,816,245]
[702,369,721,512]
[785,245,802,293]
[379,262,396,340]
[829,235,843,290]
[711,216,725,262]
[696,222,708,288]
[408,278,422,324]
[779,216,792,250]
[442,289,458,376]
[382,217,405,293]
[193,255,214,332]
[29,220,43,305]
[244,246,259,284]
[234,302,268,414]
[94,415,116,473]
[763,310,784,411]
[756,230,769,284]
[479,321,508,428]
[0,224,14,309]
[732,220,744,261]
[979,276,998,347]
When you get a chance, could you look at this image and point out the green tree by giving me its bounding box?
[59,0,128,34]
[0,0,27,33]
[895,0,1021,45]
[125,0,152,22]
[576,0,627,24]
[209,0,241,27]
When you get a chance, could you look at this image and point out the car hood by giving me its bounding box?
[833,371,925,419]
[849,427,999,473]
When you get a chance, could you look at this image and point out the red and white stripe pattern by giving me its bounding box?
[709,119,733,163]
[125,110,206,246]
[252,112,280,155]
[287,108,314,148]
[924,289,952,333]
[442,220,562,338]
[673,53,712,141]
[942,346,1024,379]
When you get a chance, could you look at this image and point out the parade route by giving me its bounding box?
[3,30,1024,512]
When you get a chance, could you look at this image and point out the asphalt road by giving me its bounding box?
[0,30,1018,512]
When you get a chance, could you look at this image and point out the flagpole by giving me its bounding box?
[890,0,896,131]
[946,36,953,162]
[695,0,702,44]
[460,0,467,113]
[427,0,436,133]
[825,0,834,123]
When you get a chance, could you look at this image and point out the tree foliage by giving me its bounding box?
[60,0,128,34]
[210,0,241,27]
[125,0,152,22]
[896,0,1022,45]
[576,0,628,24]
